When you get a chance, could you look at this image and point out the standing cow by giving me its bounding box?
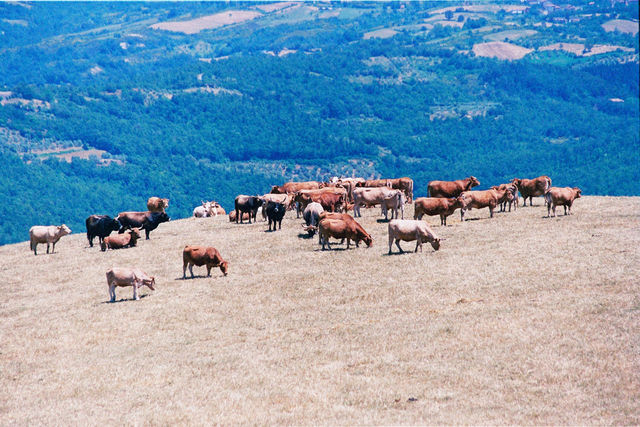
[182,245,228,278]
[413,197,464,226]
[85,215,121,247]
[388,219,441,254]
[106,267,155,302]
[512,176,552,206]
[116,211,170,240]
[428,176,480,198]
[234,195,264,224]
[29,224,72,255]
[544,187,582,217]
[265,201,286,231]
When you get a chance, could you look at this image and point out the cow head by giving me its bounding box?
[511,178,521,188]
[469,176,480,188]
[362,233,373,248]
[110,218,122,232]
[270,185,283,194]
[155,212,171,223]
[573,187,582,198]
[58,224,72,236]
[129,227,141,239]
[162,198,169,208]
[143,277,155,290]
[220,261,229,276]
[430,238,441,251]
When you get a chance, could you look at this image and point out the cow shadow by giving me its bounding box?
[297,233,314,240]
[100,294,151,304]
[376,218,391,223]
[177,275,209,280]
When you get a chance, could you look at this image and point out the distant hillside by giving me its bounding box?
[0,1,638,245]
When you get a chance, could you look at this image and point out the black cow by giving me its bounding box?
[116,211,170,240]
[86,215,121,247]
[265,201,286,231]
[234,195,263,224]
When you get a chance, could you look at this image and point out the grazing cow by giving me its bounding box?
[182,245,228,278]
[29,224,72,255]
[229,210,251,222]
[234,195,264,224]
[413,197,465,226]
[459,187,513,221]
[428,176,480,198]
[106,267,155,302]
[544,187,582,217]
[271,181,320,195]
[388,219,440,254]
[85,215,120,247]
[352,187,403,218]
[302,202,324,236]
[294,188,346,215]
[512,176,552,206]
[101,228,141,251]
[265,201,286,231]
[117,211,170,240]
[147,197,169,212]
[388,177,414,203]
[318,217,372,250]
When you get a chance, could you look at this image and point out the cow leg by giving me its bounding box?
[564,205,568,215]
[182,261,188,279]
[46,242,50,254]
[189,264,195,278]
[388,234,394,255]
[395,239,404,253]
[206,265,212,277]
[346,239,351,249]
[547,202,551,218]
[109,283,116,302]
[460,209,466,222]
[278,219,282,230]
[33,242,38,256]
[51,242,56,253]
[552,204,557,217]
[440,215,445,226]
[489,205,494,218]
[133,283,139,301]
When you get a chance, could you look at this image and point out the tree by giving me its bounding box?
[445,10,454,20]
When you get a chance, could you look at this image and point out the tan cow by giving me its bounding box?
[147,197,169,212]
[318,217,372,250]
[388,219,440,254]
[271,181,320,195]
[183,245,228,278]
[106,267,155,302]
[380,190,406,220]
[492,183,519,212]
[512,176,552,206]
[459,187,513,221]
[101,228,141,251]
[413,197,464,226]
[29,224,72,255]
[352,187,403,218]
[428,176,480,198]
[544,187,582,217]
[229,210,251,222]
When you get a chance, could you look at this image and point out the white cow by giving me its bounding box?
[106,267,155,302]
[29,224,71,255]
[387,219,440,254]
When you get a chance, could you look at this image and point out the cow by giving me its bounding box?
[428,176,480,198]
[318,217,372,250]
[261,193,294,218]
[229,210,251,222]
[512,176,552,206]
[208,203,226,216]
[29,224,72,255]
[182,245,228,278]
[85,215,120,247]
[234,195,264,224]
[294,188,346,216]
[101,228,141,251]
[270,181,320,195]
[352,187,403,218]
[193,203,210,218]
[459,187,514,221]
[413,197,464,226]
[380,190,406,220]
[147,197,169,213]
[302,202,324,236]
[117,211,170,240]
[388,219,441,254]
[544,187,582,217]
[491,183,519,212]
[388,177,414,203]
[265,201,286,231]
[359,178,391,188]
[106,267,155,302]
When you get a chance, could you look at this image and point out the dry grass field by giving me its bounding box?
[1,196,639,424]
[473,42,534,60]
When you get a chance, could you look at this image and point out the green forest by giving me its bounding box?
[0,1,638,245]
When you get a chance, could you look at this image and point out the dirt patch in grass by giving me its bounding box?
[473,41,533,60]
[539,42,635,56]
[602,19,639,35]
[151,10,262,34]
[1,196,638,424]
[254,2,296,13]
[363,28,398,40]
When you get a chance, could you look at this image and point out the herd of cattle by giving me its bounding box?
[27,176,582,301]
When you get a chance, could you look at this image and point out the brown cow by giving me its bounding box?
[295,188,346,214]
[388,177,414,203]
[318,217,373,250]
[428,176,480,198]
[147,197,169,212]
[106,267,155,302]
[101,228,141,251]
[229,210,250,222]
[271,181,320,195]
[388,219,440,254]
[360,178,391,188]
[491,183,519,212]
[459,187,513,221]
[182,245,228,278]
[413,197,464,226]
[544,187,582,217]
[512,176,552,206]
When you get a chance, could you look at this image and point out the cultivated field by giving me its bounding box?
[473,41,533,60]
[1,196,639,424]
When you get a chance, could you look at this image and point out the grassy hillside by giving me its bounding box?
[1,196,638,424]
[0,1,638,245]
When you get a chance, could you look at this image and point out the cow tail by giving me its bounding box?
[409,179,414,202]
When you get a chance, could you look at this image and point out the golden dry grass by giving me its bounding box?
[1,196,639,424]
[150,10,262,34]
[473,42,534,60]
